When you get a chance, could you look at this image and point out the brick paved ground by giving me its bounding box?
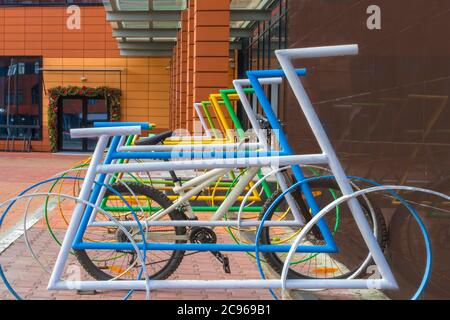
[0,152,381,300]
[0,153,87,230]
[0,152,274,300]
[0,228,274,300]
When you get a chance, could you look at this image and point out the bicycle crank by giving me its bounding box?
[189,227,231,274]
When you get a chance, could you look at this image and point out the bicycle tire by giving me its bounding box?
[259,179,388,279]
[74,182,187,281]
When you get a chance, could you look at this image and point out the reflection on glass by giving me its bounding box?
[284,0,450,299]
[240,0,450,299]
[86,98,108,152]
[115,0,187,11]
[60,98,108,152]
[0,56,42,140]
[61,99,83,151]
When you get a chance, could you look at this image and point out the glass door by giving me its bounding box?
[59,98,83,151]
[85,98,108,152]
[58,97,109,152]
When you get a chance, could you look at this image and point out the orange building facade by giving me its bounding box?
[0,6,170,151]
[0,0,239,152]
[0,1,237,152]
[169,0,235,132]
[0,4,171,152]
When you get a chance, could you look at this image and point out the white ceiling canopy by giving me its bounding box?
[103,0,274,56]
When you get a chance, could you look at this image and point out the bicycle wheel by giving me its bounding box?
[259,179,388,279]
[74,182,187,281]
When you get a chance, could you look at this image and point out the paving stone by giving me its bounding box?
[0,152,381,300]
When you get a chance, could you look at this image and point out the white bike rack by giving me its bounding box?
[46,44,398,294]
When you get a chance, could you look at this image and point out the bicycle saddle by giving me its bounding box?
[134,131,173,146]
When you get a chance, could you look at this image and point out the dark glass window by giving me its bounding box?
[0,56,42,140]
[239,0,288,127]
[240,0,450,300]
[239,0,450,299]
[243,0,287,72]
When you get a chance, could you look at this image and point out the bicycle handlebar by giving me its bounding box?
[246,68,306,79]
[93,122,153,130]
[70,126,142,139]
[275,44,358,60]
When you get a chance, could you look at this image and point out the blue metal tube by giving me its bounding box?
[73,136,123,245]
[72,242,337,253]
[94,122,152,130]
[246,69,337,251]
[248,68,307,78]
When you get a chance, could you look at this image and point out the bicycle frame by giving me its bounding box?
[93,79,304,229]
[113,80,292,206]
[193,102,213,138]
[99,95,265,202]
[48,44,398,293]
[97,87,290,222]
[92,166,261,228]
[82,70,323,236]
[111,101,267,205]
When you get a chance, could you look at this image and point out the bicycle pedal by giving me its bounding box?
[211,251,231,274]
[222,255,231,274]
[77,290,98,295]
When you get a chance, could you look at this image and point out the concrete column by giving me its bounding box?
[176,31,182,129]
[186,0,195,132]
[169,54,175,129]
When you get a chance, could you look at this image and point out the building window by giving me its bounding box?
[0,56,42,140]
[238,0,288,127]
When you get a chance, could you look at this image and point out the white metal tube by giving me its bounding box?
[194,102,212,138]
[150,175,225,221]
[47,135,110,288]
[51,279,395,291]
[209,167,260,222]
[117,142,263,152]
[70,126,141,138]
[276,44,397,287]
[233,79,272,149]
[97,154,329,173]
[91,220,303,228]
[88,135,127,225]
[233,78,305,222]
[166,136,225,141]
[276,44,359,59]
[254,77,283,85]
[172,168,229,193]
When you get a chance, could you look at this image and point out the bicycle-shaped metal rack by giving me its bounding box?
[1,45,446,300]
